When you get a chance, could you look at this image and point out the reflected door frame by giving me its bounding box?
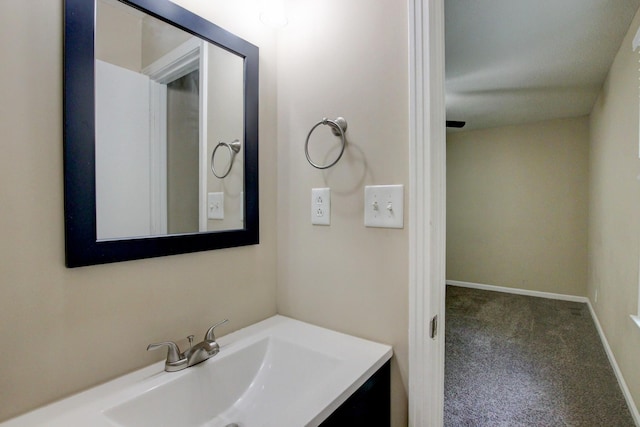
[144,38,209,233]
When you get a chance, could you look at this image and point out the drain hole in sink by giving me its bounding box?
[225,424,239,427]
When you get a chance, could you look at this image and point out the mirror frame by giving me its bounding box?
[64,0,259,267]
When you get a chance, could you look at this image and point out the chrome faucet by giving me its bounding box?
[147,319,229,372]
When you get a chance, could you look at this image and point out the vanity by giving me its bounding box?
[0,316,392,426]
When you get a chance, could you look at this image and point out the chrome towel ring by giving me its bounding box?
[211,139,241,179]
[305,117,348,169]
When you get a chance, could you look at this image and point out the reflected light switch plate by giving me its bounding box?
[207,192,224,220]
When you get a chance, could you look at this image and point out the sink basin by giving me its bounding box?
[105,337,341,426]
[1,316,392,427]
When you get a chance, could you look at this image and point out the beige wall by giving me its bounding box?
[141,15,192,69]
[447,117,589,296]
[0,0,278,421]
[1,0,410,423]
[275,1,409,425]
[96,0,142,71]
[588,6,640,411]
[96,0,196,73]
[207,47,245,232]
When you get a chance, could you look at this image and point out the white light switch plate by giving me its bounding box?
[207,192,224,220]
[311,188,330,225]
[364,185,404,228]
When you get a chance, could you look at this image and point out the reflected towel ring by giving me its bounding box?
[211,139,241,179]
[305,117,348,169]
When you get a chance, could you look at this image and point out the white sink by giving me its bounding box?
[105,336,342,426]
[1,316,392,427]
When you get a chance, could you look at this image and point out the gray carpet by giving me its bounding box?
[444,285,635,426]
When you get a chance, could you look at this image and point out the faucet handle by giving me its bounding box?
[147,341,186,371]
[205,319,229,341]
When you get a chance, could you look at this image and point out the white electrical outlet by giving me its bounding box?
[311,188,330,225]
[207,192,224,220]
[364,185,404,228]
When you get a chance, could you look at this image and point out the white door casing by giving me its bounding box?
[408,0,446,426]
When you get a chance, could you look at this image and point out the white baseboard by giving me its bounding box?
[445,280,589,303]
[586,301,640,426]
[446,280,640,426]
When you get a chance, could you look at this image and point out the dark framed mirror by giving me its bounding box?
[64,0,259,267]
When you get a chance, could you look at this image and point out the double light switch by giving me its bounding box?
[364,185,404,228]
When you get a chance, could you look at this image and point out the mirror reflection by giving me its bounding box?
[95,0,244,240]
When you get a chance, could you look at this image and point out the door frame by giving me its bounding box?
[143,38,209,233]
[408,0,446,425]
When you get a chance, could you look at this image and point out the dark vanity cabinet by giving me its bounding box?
[320,361,390,426]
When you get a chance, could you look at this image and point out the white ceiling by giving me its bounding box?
[445,0,640,131]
